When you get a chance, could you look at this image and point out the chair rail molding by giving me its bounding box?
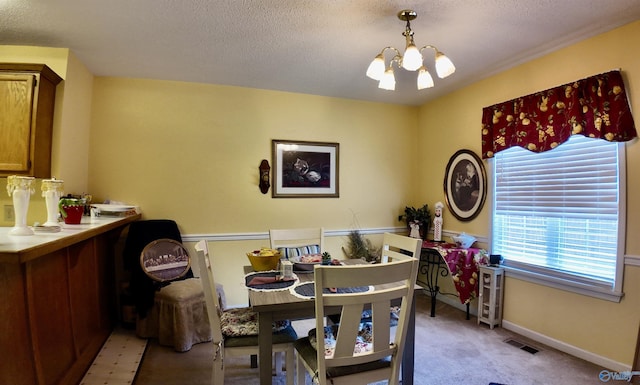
[182,227,404,242]
[626,255,640,266]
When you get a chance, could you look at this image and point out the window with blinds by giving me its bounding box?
[492,134,625,300]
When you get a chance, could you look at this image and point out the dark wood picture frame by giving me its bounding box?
[443,149,487,221]
[272,139,339,198]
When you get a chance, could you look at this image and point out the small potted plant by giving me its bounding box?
[59,197,86,224]
[400,204,431,240]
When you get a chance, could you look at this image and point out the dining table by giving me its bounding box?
[245,259,417,385]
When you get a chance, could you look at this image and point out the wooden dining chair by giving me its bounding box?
[294,233,420,385]
[269,227,325,259]
[328,232,422,326]
[194,240,297,385]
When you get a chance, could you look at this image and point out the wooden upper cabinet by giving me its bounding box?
[0,63,62,178]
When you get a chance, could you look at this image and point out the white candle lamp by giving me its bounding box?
[41,178,64,227]
[6,175,36,236]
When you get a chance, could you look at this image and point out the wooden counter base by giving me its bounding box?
[0,215,140,385]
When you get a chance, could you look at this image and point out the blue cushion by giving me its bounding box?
[278,245,320,259]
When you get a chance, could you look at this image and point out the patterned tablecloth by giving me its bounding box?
[422,241,488,304]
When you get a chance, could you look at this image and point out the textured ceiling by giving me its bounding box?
[2,0,640,106]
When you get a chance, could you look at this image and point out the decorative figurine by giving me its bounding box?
[6,175,35,235]
[409,220,421,239]
[433,201,444,242]
[41,178,64,227]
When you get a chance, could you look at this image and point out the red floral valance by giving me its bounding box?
[481,70,637,159]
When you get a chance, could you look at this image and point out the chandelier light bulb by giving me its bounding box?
[366,53,386,80]
[378,66,396,90]
[417,67,434,90]
[402,43,423,71]
[434,50,456,78]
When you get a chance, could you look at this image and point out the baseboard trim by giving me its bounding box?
[501,320,631,372]
[432,296,631,372]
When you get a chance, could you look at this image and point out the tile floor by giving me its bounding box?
[80,328,147,385]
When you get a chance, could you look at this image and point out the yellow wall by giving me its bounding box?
[417,21,640,368]
[88,77,418,232]
[55,50,94,194]
[88,77,418,304]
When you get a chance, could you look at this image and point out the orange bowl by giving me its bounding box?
[246,251,281,271]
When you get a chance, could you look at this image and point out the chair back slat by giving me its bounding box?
[332,303,364,357]
[370,300,391,351]
[194,240,224,343]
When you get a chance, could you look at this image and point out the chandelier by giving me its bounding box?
[366,9,455,91]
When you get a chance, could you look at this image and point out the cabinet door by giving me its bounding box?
[0,74,36,173]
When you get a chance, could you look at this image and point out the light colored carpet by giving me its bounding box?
[133,292,606,385]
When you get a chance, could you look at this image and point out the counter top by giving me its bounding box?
[0,214,141,264]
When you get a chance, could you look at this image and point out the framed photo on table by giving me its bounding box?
[272,139,339,198]
[443,149,486,221]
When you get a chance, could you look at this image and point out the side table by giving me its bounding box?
[419,241,485,319]
[477,266,505,329]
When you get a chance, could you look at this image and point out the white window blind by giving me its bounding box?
[492,134,624,295]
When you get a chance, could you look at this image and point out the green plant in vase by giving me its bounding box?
[58,197,86,224]
[400,204,431,239]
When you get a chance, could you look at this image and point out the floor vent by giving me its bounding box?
[504,338,540,354]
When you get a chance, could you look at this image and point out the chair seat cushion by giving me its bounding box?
[220,307,290,337]
[155,278,204,301]
[308,323,374,358]
[327,306,400,326]
[361,306,400,325]
[294,336,391,378]
[224,323,298,348]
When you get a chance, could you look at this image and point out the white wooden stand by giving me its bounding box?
[477,266,504,329]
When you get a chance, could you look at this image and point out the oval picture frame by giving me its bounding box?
[140,238,191,282]
[443,149,487,221]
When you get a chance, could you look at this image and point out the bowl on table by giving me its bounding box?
[290,254,323,271]
[247,249,281,271]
